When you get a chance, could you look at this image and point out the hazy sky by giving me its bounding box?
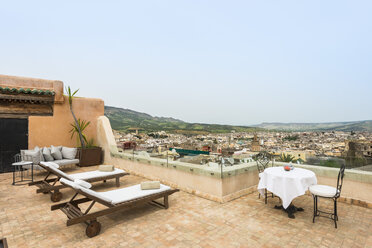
[1,1,371,125]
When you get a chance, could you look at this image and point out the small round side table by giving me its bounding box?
[11,161,34,185]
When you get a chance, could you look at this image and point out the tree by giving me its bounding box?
[66,86,86,148]
[279,153,295,162]
[69,119,91,147]
[283,135,299,141]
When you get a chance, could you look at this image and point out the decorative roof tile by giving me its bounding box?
[0,86,55,96]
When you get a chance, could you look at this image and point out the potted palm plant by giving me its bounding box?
[66,86,102,166]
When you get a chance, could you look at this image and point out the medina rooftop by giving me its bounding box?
[0,74,371,248]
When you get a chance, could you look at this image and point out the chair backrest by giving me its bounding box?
[14,153,21,163]
[255,151,272,173]
[335,164,346,198]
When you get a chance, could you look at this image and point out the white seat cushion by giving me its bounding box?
[79,187,112,203]
[99,184,171,205]
[69,168,126,181]
[41,161,60,168]
[309,185,338,198]
[53,159,80,166]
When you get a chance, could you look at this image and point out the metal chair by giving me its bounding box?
[309,164,345,228]
[255,151,274,204]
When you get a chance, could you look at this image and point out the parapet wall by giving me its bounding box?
[97,116,372,207]
[97,116,258,202]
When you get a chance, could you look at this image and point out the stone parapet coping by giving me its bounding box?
[111,150,258,178]
[111,149,372,185]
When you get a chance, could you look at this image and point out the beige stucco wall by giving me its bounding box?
[29,96,104,148]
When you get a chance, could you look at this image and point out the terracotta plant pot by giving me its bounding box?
[78,147,102,167]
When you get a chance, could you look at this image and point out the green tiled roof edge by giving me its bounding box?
[0,86,55,96]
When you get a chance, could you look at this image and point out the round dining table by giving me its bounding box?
[257,166,317,218]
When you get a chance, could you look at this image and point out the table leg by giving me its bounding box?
[31,163,34,182]
[275,204,304,219]
[12,168,15,185]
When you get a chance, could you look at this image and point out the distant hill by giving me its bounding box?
[255,120,372,132]
[104,106,260,134]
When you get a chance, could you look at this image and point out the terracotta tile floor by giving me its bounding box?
[0,166,371,248]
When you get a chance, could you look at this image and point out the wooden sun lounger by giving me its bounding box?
[29,162,129,202]
[51,178,179,237]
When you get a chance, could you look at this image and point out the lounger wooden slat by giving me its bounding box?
[51,197,93,210]
[51,178,179,237]
[29,162,129,202]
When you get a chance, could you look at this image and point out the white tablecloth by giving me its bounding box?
[257,167,317,209]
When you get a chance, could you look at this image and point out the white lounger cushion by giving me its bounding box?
[41,162,74,181]
[309,185,338,198]
[60,178,112,203]
[60,178,171,205]
[40,162,125,181]
[41,161,60,168]
[53,159,80,166]
[99,184,171,205]
[69,168,126,181]
[60,178,80,190]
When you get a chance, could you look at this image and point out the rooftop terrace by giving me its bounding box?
[1,166,371,248]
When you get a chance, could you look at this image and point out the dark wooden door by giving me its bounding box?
[0,118,28,173]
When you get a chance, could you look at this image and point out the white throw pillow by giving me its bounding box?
[42,147,54,161]
[33,146,45,162]
[141,181,161,190]
[51,145,63,160]
[98,165,114,172]
[24,150,42,165]
[61,146,77,160]
[74,179,92,189]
